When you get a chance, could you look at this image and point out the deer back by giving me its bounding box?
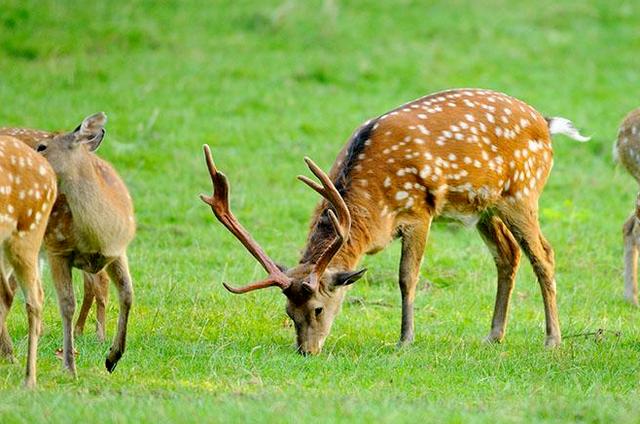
[0,135,56,244]
[328,89,553,229]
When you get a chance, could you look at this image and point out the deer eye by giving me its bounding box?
[314,307,323,317]
[36,144,47,152]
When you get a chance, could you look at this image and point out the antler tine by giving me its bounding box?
[298,156,352,283]
[200,144,291,293]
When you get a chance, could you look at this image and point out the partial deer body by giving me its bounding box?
[0,128,111,341]
[202,88,589,354]
[614,108,640,305]
[0,135,56,388]
[0,114,135,375]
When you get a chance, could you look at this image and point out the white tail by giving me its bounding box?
[547,117,591,142]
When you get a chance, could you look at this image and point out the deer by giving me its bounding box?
[614,108,640,306]
[200,88,589,355]
[0,134,57,388]
[0,127,111,342]
[0,113,135,376]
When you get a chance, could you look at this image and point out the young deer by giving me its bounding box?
[0,127,111,341]
[0,135,57,388]
[1,114,135,376]
[614,108,640,305]
[201,88,589,354]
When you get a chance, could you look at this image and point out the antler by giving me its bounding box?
[297,157,352,288]
[200,145,291,293]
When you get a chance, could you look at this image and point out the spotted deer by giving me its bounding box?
[0,113,135,376]
[0,127,111,342]
[201,88,589,355]
[0,135,57,388]
[614,108,640,305]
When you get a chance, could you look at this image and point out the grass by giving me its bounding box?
[1,0,640,422]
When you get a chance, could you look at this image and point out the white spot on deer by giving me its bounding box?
[397,169,405,176]
[486,113,495,123]
[465,113,475,122]
[405,197,415,209]
[417,124,430,135]
[384,176,391,187]
[395,191,409,200]
[419,165,432,178]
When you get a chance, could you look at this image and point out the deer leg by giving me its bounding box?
[0,273,17,361]
[623,213,639,305]
[477,214,521,343]
[75,272,95,337]
[49,254,77,376]
[94,271,110,342]
[397,218,431,346]
[8,241,43,389]
[104,255,133,373]
[499,205,561,347]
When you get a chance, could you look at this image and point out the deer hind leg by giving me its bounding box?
[6,239,44,389]
[477,214,521,343]
[0,273,17,361]
[623,211,640,306]
[49,253,77,377]
[397,217,431,347]
[75,272,95,337]
[499,204,561,347]
[93,271,110,342]
[75,270,109,341]
[105,254,133,373]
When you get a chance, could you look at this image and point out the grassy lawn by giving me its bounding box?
[1,0,640,422]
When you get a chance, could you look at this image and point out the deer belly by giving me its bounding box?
[71,252,111,274]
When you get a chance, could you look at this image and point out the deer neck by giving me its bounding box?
[300,197,373,271]
[56,158,120,254]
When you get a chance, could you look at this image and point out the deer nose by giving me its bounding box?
[297,345,321,356]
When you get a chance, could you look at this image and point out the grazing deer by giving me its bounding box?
[0,135,57,388]
[1,114,135,376]
[201,88,589,354]
[614,108,640,305]
[0,127,111,342]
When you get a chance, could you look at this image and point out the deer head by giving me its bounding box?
[34,113,106,176]
[200,145,366,355]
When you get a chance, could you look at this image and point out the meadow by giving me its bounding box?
[1,0,639,422]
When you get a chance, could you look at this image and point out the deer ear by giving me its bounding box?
[331,268,367,288]
[73,112,107,152]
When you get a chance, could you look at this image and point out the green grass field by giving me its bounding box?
[1,0,640,422]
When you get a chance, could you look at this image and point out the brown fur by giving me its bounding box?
[210,88,589,353]
[0,128,111,341]
[0,113,135,375]
[0,135,57,388]
[614,108,640,305]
